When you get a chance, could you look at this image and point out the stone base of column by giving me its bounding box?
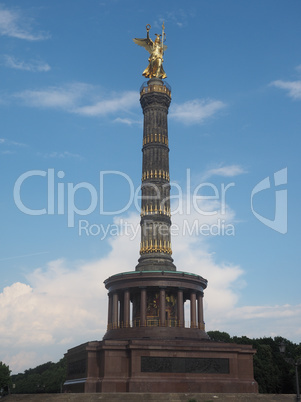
[103,326,209,341]
[63,338,258,394]
[135,254,176,272]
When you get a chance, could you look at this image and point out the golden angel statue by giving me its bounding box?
[133,23,167,79]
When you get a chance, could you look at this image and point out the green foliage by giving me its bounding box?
[208,331,301,394]
[11,357,67,394]
[0,361,12,394]
[253,343,282,393]
[207,330,233,343]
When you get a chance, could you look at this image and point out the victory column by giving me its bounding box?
[63,24,258,394]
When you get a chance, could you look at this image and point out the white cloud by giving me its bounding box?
[74,91,138,116]
[0,138,27,147]
[155,9,192,29]
[0,138,27,155]
[270,79,301,100]
[170,99,226,125]
[114,117,142,126]
[1,150,15,155]
[0,213,140,373]
[13,84,226,126]
[14,84,139,118]
[0,252,49,263]
[14,83,92,110]
[43,151,83,160]
[3,351,45,375]
[202,164,247,180]
[218,304,301,340]
[4,55,50,72]
[0,5,49,41]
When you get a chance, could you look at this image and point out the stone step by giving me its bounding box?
[4,393,296,402]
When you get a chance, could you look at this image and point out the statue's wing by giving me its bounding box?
[163,44,167,52]
[133,38,153,54]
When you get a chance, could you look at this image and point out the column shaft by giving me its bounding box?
[112,292,119,329]
[119,297,124,327]
[159,288,166,326]
[177,289,184,327]
[137,81,176,272]
[140,288,147,327]
[198,293,205,330]
[190,292,197,328]
[124,290,130,328]
[107,293,112,329]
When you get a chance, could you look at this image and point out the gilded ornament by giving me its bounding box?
[133,22,167,79]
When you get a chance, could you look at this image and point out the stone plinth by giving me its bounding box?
[64,338,258,393]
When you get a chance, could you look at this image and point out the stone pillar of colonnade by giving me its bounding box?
[107,293,112,329]
[124,290,130,328]
[190,291,197,329]
[197,292,205,330]
[159,288,166,326]
[112,292,119,329]
[108,287,205,330]
[140,288,147,327]
[177,289,184,327]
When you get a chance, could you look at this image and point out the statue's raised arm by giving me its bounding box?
[133,23,167,79]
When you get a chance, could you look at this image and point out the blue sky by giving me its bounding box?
[0,0,300,373]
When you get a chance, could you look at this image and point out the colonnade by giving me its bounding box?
[107,287,205,330]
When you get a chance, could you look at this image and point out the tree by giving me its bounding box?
[207,330,233,343]
[11,357,67,394]
[206,331,300,394]
[0,361,12,395]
